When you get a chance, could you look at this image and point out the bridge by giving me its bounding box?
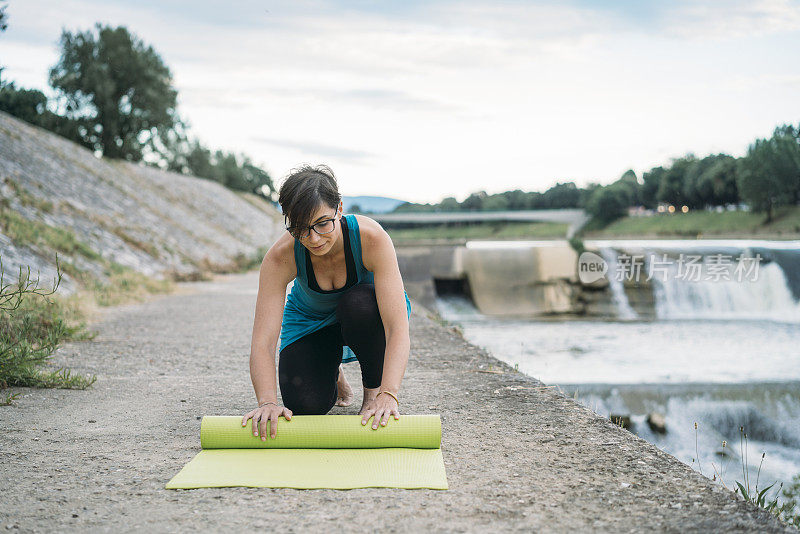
[370,209,589,238]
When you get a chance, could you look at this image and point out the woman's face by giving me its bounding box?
[296,202,342,256]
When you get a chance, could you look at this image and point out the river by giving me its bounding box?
[434,238,800,501]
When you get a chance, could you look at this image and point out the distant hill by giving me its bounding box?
[343,195,408,214]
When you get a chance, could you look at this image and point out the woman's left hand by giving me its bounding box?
[360,392,400,430]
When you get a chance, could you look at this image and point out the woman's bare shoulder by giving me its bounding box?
[353,214,393,271]
[352,214,389,243]
[261,230,297,282]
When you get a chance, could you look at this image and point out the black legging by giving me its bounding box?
[278,283,386,415]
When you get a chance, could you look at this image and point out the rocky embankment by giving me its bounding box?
[0,111,283,293]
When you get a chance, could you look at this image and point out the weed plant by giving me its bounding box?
[0,257,95,405]
[693,421,800,529]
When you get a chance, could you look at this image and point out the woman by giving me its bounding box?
[241,164,412,441]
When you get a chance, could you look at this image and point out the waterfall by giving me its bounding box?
[598,247,638,320]
[594,241,800,323]
[652,259,800,322]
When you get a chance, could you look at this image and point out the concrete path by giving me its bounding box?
[0,271,792,532]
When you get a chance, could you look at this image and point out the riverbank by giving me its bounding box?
[0,271,792,532]
[381,206,800,242]
[583,206,800,240]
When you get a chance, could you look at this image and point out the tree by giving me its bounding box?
[0,82,87,145]
[482,194,509,211]
[502,189,528,210]
[692,155,738,207]
[615,170,641,207]
[184,140,218,181]
[213,150,243,189]
[641,166,666,208]
[541,182,581,208]
[769,124,800,205]
[439,197,459,211]
[737,126,800,222]
[526,191,544,209]
[578,182,601,208]
[48,24,179,161]
[682,156,717,208]
[461,191,487,211]
[0,83,46,124]
[586,185,629,224]
[0,0,8,84]
[737,138,785,222]
[657,155,696,207]
[241,160,276,197]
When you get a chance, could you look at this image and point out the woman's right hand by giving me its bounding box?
[241,403,293,441]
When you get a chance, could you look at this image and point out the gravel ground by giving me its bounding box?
[0,271,793,533]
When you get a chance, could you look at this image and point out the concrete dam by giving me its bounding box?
[395,239,800,321]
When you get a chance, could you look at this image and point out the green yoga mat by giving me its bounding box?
[165,414,448,490]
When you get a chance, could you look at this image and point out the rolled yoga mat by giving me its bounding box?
[165,414,448,490]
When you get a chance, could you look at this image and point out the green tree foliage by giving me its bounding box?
[737,140,783,222]
[461,191,487,211]
[586,186,629,224]
[482,194,509,211]
[538,182,581,208]
[641,166,666,208]
[0,19,274,199]
[158,137,275,196]
[770,125,800,204]
[0,82,86,143]
[391,123,800,224]
[397,182,588,213]
[0,1,7,84]
[240,160,275,197]
[657,155,696,207]
[48,24,180,161]
[688,155,739,208]
[682,155,718,208]
[0,82,45,124]
[439,197,460,211]
[616,170,641,206]
[503,189,528,210]
[585,170,640,223]
[184,140,217,179]
[737,126,800,222]
[578,183,602,208]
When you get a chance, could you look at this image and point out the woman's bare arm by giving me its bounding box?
[357,215,410,426]
[243,233,297,440]
[249,234,296,407]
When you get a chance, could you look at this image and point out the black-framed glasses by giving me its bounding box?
[285,213,337,240]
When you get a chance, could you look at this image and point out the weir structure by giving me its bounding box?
[395,239,800,321]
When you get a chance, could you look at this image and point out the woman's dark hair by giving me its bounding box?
[278,164,342,231]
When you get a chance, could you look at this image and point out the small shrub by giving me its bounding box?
[0,258,97,403]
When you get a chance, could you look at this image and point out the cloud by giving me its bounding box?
[5,0,800,203]
[251,136,374,162]
[256,87,462,114]
[661,0,800,39]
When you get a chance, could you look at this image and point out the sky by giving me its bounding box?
[2,0,800,203]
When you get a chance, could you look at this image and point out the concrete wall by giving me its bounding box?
[395,241,606,317]
[459,243,580,316]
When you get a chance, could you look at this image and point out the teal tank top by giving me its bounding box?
[279,213,412,363]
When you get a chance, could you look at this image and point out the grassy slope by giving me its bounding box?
[584,206,800,239]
